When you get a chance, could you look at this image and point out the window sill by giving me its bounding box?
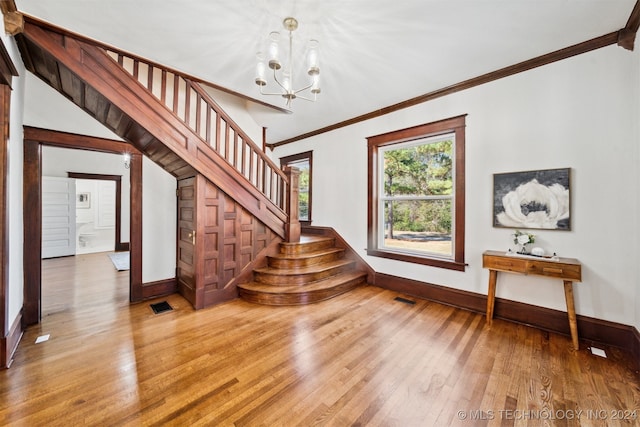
[366,248,466,271]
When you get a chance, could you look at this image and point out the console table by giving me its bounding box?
[482,250,582,350]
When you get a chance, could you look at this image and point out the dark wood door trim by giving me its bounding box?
[23,127,144,326]
[22,139,41,326]
[0,36,19,367]
[1,85,12,367]
[129,152,143,301]
[67,172,127,252]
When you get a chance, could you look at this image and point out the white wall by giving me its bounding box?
[273,44,640,328]
[3,33,26,330]
[43,147,130,244]
[202,85,264,144]
[25,74,122,139]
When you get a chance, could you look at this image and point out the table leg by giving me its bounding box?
[563,280,579,350]
[486,270,497,324]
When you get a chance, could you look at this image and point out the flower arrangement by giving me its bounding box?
[513,230,535,245]
[513,230,535,254]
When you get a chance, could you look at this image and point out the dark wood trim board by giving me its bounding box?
[1,311,22,369]
[141,278,177,300]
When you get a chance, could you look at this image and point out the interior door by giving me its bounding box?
[42,176,77,258]
[177,177,201,308]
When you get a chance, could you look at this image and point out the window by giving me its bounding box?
[280,151,312,225]
[367,115,466,271]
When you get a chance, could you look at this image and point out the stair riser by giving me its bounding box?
[255,263,354,286]
[238,277,366,306]
[240,234,366,306]
[280,239,335,256]
[268,251,343,269]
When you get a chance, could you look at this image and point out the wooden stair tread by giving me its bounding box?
[239,271,367,294]
[287,235,333,244]
[269,247,344,261]
[278,235,335,255]
[240,232,366,305]
[254,259,354,276]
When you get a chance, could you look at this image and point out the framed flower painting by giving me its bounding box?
[493,167,570,230]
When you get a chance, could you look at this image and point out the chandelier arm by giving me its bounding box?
[259,87,290,96]
[294,93,318,102]
[255,16,320,107]
[271,67,289,92]
[292,83,313,94]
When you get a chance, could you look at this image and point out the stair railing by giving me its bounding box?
[105,51,290,216]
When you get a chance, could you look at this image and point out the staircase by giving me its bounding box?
[15,17,368,308]
[238,235,368,305]
[15,18,291,239]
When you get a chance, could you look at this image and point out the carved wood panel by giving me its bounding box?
[179,175,279,309]
[203,180,221,292]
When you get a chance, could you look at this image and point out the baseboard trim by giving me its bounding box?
[633,328,640,367]
[2,311,23,368]
[374,272,640,363]
[115,242,130,252]
[141,277,177,300]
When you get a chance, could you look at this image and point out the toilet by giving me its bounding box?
[78,233,97,247]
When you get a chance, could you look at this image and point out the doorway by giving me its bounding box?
[73,178,118,255]
[40,155,132,317]
[67,173,129,253]
[23,128,144,325]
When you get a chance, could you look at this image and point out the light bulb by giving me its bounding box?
[255,52,266,86]
[307,39,319,75]
[311,74,321,94]
[268,31,281,70]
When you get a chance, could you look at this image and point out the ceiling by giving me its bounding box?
[14,0,638,144]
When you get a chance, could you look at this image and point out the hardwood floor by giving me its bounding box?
[1,254,638,426]
[40,252,130,317]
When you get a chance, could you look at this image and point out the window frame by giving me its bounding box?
[367,115,466,271]
[280,150,313,226]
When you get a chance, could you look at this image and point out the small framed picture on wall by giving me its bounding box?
[77,192,91,209]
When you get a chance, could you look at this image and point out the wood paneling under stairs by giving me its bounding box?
[3,256,639,425]
[177,175,281,309]
[238,235,368,305]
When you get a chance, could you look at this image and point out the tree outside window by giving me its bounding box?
[367,115,466,271]
[381,138,453,257]
[280,151,312,225]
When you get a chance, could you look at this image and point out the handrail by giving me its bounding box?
[105,50,289,211]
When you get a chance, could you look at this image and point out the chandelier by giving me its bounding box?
[254,17,320,107]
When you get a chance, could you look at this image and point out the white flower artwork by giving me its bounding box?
[493,168,570,230]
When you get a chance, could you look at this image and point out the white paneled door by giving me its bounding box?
[42,176,77,258]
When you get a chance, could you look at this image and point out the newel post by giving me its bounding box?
[283,166,301,243]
